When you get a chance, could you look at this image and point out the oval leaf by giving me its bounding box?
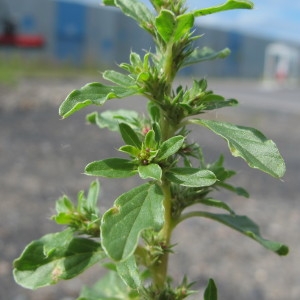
[183,47,231,67]
[103,70,136,87]
[78,271,133,299]
[165,168,217,187]
[157,135,185,161]
[138,164,162,181]
[191,119,286,178]
[193,0,254,17]
[87,109,139,132]
[204,278,218,300]
[13,229,105,289]
[155,9,176,43]
[115,0,154,30]
[119,123,142,148]
[59,82,138,118]
[85,158,137,178]
[101,183,164,261]
[174,13,195,42]
[199,212,289,255]
[116,255,141,289]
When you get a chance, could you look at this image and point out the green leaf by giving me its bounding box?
[191,119,286,178]
[103,70,137,87]
[183,47,231,67]
[152,122,162,143]
[174,13,195,42]
[114,0,154,30]
[217,181,249,198]
[198,198,235,215]
[204,278,218,300]
[119,145,140,157]
[201,97,238,112]
[85,158,137,178]
[119,123,142,149]
[116,255,141,289]
[155,10,176,43]
[13,229,105,289]
[86,180,100,212]
[155,10,194,43]
[101,183,164,261]
[103,0,116,6]
[78,270,135,300]
[165,168,217,187]
[147,102,161,122]
[157,135,185,161]
[138,164,162,181]
[55,195,74,214]
[193,0,254,17]
[59,82,139,118]
[210,213,289,255]
[87,109,139,131]
[144,129,157,149]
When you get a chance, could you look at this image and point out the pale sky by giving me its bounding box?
[188,0,300,45]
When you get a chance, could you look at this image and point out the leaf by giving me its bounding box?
[103,70,136,87]
[155,10,194,43]
[13,229,105,289]
[198,198,235,215]
[101,183,164,261]
[155,10,176,43]
[193,0,254,17]
[87,109,139,131]
[183,47,231,67]
[165,168,217,187]
[103,0,116,6]
[138,164,162,181]
[85,158,137,178]
[55,195,74,214]
[78,270,135,300]
[201,97,238,112]
[119,123,142,148]
[191,119,286,178]
[217,181,249,198]
[157,135,185,161]
[114,0,154,30]
[204,278,218,300]
[119,145,140,157]
[144,129,156,149]
[174,13,195,42]
[116,255,141,289]
[86,180,100,212]
[147,102,160,122]
[200,212,289,255]
[59,82,138,118]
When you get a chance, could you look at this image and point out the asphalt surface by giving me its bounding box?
[0,77,299,300]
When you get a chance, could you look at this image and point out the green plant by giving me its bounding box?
[13,0,288,299]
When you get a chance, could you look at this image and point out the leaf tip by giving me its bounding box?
[276,244,289,256]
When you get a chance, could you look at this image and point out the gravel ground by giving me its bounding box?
[0,77,299,300]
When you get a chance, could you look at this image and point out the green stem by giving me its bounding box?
[151,38,177,291]
[164,43,174,85]
[152,180,173,289]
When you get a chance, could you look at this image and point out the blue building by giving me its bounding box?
[1,0,300,80]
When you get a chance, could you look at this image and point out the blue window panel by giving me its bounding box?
[21,15,36,33]
[55,1,87,63]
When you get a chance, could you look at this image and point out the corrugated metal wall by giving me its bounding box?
[1,0,298,78]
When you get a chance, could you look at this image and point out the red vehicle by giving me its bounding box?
[0,0,44,48]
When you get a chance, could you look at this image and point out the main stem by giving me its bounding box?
[152,180,173,289]
[151,41,176,290]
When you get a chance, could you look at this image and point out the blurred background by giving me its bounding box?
[0,0,300,299]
